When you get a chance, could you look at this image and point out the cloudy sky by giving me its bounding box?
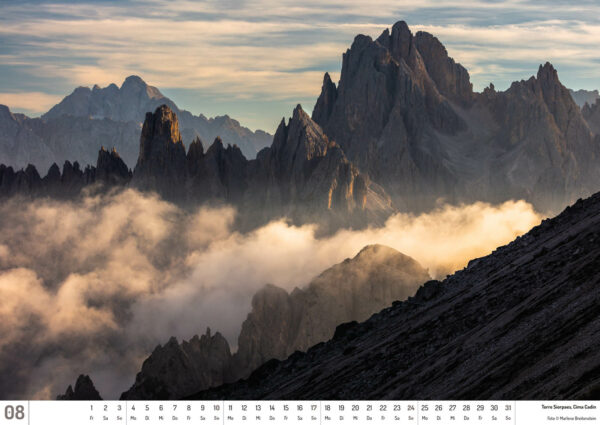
[1,0,599,131]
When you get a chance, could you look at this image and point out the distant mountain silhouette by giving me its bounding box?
[569,88,600,108]
[0,76,271,172]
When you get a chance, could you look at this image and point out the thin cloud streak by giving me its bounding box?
[0,0,599,130]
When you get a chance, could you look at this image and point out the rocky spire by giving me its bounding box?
[120,329,234,400]
[312,72,338,127]
[96,146,131,185]
[535,62,580,133]
[57,375,102,400]
[132,105,187,197]
[413,30,473,104]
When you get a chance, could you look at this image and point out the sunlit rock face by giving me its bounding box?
[243,104,392,229]
[132,105,187,199]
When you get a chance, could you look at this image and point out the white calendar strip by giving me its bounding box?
[0,400,597,424]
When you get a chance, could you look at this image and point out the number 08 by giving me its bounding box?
[5,405,25,420]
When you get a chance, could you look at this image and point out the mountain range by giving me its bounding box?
[43,19,600,401]
[0,76,271,172]
[312,21,600,213]
[1,102,393,230]
[2,21,600,224]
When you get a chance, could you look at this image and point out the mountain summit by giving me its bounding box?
[313,20,600,214]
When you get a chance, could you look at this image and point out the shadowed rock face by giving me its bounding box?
[57,375,102,400]
[125,104,392,229]
[121,329,234,400]
[96,146,132,185]
[190,191,600,401]
[233,244,430,375]
[478,63,600,212]
[313,21,600,214]
[186,136,248,204]
[120,245,428,400]
[243,105,393,229]
[582,98,600,136]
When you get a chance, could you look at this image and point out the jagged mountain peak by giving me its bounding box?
[312,75,338,125]
[537,61,558,81]
[57,375,102,400]
[132,105,187,196]
[272,104,329,167]
[121,74,146,88]
[292,103,309,120]
[375,20,413,62]
[143,104,183,145]
[187,136,205,158]
[120,75,164,99]
[207,136,224,152]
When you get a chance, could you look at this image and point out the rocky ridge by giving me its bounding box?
[1,103,391,229]
[313,21,600,213]
[189,191,600,400]
[0,145,130,198]
[3,22,600,219]
[119,245,429,400]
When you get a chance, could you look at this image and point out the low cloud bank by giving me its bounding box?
[0,189,543,399]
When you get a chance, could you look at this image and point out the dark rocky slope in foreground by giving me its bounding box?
[119,245,429,400]
[190,191,600,400]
